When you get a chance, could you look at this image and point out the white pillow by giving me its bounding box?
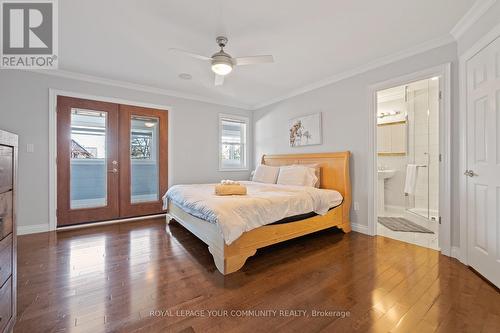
[277,165,318,187]
[304,166,320,187]
[293,164,321,188]
[252,165,280,184]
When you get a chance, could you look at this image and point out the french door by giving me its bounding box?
[56,96,168,227]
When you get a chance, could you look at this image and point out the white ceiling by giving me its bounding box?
[59,0,475,109]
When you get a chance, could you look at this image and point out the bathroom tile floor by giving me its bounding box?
[377,206,439,250]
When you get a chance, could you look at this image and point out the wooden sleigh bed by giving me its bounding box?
[166,152,352,275]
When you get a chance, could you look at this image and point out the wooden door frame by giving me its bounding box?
[49,89,172,231]
[118,104,168,217]
[56,96,121,226]
[459,22,500,266]
[367,63,452,257]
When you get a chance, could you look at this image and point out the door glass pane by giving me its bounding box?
[130,116,159,203]
[70,109,107,209]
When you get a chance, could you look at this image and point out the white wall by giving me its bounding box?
[0,70,252,232]
[253,43,459,242]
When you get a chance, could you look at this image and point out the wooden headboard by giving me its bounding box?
[261,152,351,221]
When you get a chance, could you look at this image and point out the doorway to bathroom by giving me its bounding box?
[375,77,440,249]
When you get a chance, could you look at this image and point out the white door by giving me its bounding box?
[466,36,500,288]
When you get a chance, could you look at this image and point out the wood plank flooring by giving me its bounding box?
[13,218,500,332]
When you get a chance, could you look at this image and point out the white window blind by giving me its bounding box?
[219,114,248,170]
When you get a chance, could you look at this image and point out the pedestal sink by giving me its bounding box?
[378,169,397,216]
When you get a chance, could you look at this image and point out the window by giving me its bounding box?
[219,114,249,170]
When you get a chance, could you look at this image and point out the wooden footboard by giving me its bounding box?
[167,201,350,275]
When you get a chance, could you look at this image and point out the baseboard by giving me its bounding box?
[451,246,466,264]
[351,223,371,235]
[57,213,167,232]
[17,223,50,235]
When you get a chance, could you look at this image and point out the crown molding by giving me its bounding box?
[28,69,252,110]
[28,0,484,114]
[251,34,455,110]
[20,2,490,112]
[450,0,497,40]
[251,1,497,110]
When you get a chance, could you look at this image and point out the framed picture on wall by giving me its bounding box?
[289,112,322,147]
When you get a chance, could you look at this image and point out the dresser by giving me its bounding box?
[0,131,17,333]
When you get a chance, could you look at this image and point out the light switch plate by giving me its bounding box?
[26,143,34,153]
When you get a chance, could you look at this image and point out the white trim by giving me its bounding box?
[17,224,50,235]
[451,246,467,264]
[460,20,500,61]
[28,35,452,112]
[450,0,497,40]
[57,214,167,232]
[459,55,468,266]
[33,69,251,110]
[351,223,370,235]
[48,90,57,231]
[48,89,172,231]
[18,214,168,235]
[251,35,454,109]
[458,21,500,267]
[440,63,453,257]
[218,113,250,172]
[367,64,452,256]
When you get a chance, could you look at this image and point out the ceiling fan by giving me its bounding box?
[169,36,274,86]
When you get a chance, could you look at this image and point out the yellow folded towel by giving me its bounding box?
[215,184,247,196]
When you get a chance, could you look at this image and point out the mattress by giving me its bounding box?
[163,181,343,245]
[269,200,343,225]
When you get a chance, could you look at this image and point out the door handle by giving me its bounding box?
[464,170,476,177]
[109,160,119,173]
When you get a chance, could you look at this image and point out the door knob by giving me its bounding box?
[464,170,476,177]
[109,168,118,173]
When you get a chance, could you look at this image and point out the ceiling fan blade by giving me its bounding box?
[233,55,274,66]
[168,48,211,61]
[214,74,224,86]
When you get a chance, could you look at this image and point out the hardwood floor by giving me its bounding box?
[14,218,500,332]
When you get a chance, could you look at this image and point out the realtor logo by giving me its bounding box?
[1,0,58,68]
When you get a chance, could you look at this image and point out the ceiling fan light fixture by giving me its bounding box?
[169,36,274,86]
[211,53,233,76]
[211,62,232,75]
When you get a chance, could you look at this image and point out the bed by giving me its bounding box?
[164,152,351,275]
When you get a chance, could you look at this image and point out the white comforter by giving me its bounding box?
[163,181,343,245]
